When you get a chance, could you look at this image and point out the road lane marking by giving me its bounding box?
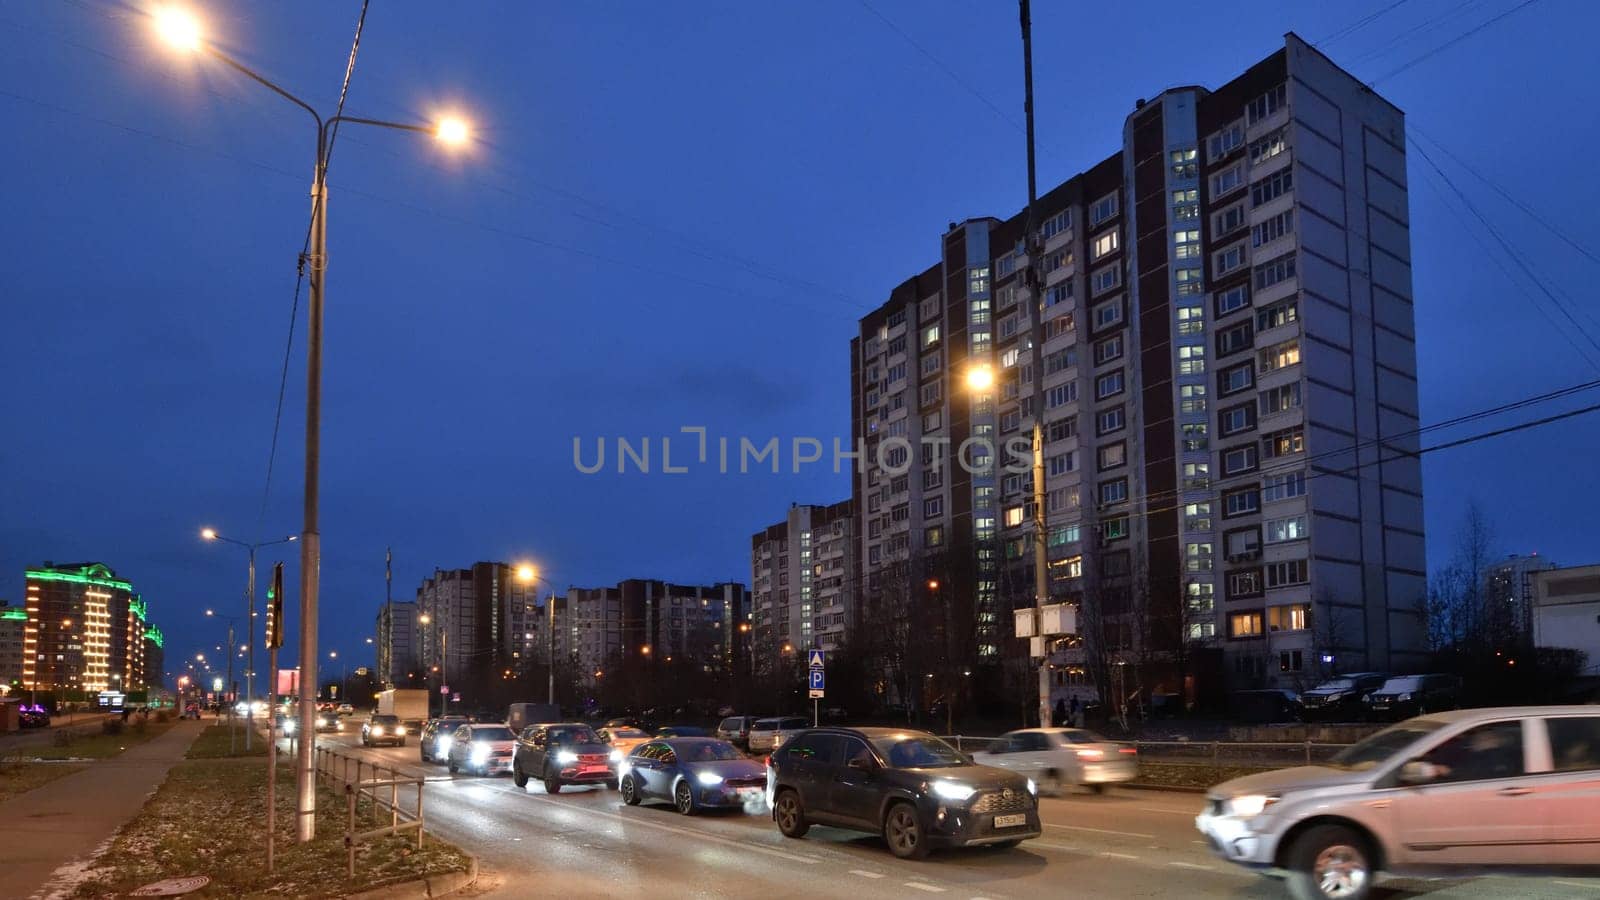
[490,786,823,865]
[1135,807,1196,816]
[1029,841,1082,853]
[903,883,945,893]
[1044,823,1155,839]
[1099,851,1139,860]
[848,870,885,879]
[1168,861,1214,871]
[1554,881,1600,889]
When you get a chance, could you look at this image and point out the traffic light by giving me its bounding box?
[266,562,285,649]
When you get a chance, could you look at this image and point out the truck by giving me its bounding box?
[376,689,430,733]
[506,702,561,733]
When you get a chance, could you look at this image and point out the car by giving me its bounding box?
[313,710,344,734]
[767,727,1042,860]
[512,722,616,793]
[420,716,473,763]
[654,725,710,739]
[619,737,766,814]
[447,723,518,776]
[972,727,1138,793]
[18,705,50,728]
[1196,705,1600,900]
[597,725,652,758]
[361,714,406,747]
[1364,674,1461,720]
[1299,673,1391,721]
[336,703,355,716]
[748,716,809,753]
[716,716,760,749]
[602,717,639,730]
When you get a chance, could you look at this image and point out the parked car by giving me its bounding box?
[972,727,1138,793]
[1364,674,1461,720]
[1196,705,1600,900]
[748,716,809,753]
[602,717,640,729]
[716,715,759,749]
[654,725,710,739]
[597,725,652,758]
[767,727,1041,859]
[619,737,766,814]
[447,723,518,776]
[361,714,406,747]
[18,705,50,728]
[1298,673,1390,721]
[313,710,344,733]
[419,716,473,763]
[336,703,354,716]
[513,722,616,793]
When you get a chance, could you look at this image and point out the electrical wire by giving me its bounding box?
[1374,0,1543,83]
[1313,0,1414,47]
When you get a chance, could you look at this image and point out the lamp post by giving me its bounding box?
[201,527,295,750]
[418,613,443,718]
[154,7,472,842]
[514,565,558,706]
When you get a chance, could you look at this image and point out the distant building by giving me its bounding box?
[375,600,418,687]
[23,563,158,694]
[0,600,25,691]
[1531,564,1600,678]
[414,563,539,698]
[556,579,749,688]
[750,500,856,658]
[1485,553,1558,642]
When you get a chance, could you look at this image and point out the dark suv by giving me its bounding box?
[512,722,616,793]
[1298,672,1390,721]
[767,727,1041,859]
[1364,673,1462,720]
[420,716,472,763]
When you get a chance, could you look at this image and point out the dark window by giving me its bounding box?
[784,732,843,765]
[1217,321,1254,357]
[1419,721,1525,784]
[1546,717,1600,773]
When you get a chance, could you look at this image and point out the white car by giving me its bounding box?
[447,723,518,776]
[972,727,1139,793]
[748,717,809,753]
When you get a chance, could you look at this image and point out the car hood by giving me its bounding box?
[685,758,765,780]
[466,739,515,752]
[903,763,1029,791]
[1303,688,1352,698]
[553,741,610,755]
[1208,765,1368,799]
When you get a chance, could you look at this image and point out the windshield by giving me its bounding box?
[1312,679,1354,691]
[611,728,649,738]
[681,741,744,762]
[1328,721,1444,770]
[1378,677,1423,692]
[754,719,782,729]
[549,726,598,744]
[471,726,514,741]
[372,715,399,725]
[872,734,967,769]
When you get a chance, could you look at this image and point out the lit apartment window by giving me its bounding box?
[1174,229,1201,260]
[1175,267,1204,295]
[1263,426,1305,460]
[1265,514,1307,543]
[1042,249,1072,273]
[1260,382,1302,415]
[1185,542,1214,572]
[970,297,992,325]
[1178,345,1206,375]
[1246,83,1286,125]
[1047,486,1079,512]
[922,324,940,348]
[1257,299,1298,331]
[1184,501,1212,531]
[1046,313,1075,340]
[1220,362,1254,396]
[1259,339,1301,373]
[1182,422,1208,451]
[1183,461,1210,490]
[1261,470,1306,502]
[1176,305,1205,335]
[1173,189,1200,220]
[1265,559,1309,588]
[1229,611,1265,638]
[1180,383,1207,413]
[969,267,991,296]
[1101,518,1129,542]
[1091,230,1120,261]
[1049,524,1080,546]
[924,526,944,548]
[1098,442,1126,471]
[1249,127,1289,164]
[1090,193,1118,226]
[1170,148,1198,179]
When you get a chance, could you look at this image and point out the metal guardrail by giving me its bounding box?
[314,745,427,877]
[941,735,1353,773]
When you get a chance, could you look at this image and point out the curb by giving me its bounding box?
[344,856,478,900]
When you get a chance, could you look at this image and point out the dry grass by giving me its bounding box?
[30,718,175,761]
[74,758,470,899]
[0,759,88,803]
[1129,762,1271,791]
[185,724,269,759]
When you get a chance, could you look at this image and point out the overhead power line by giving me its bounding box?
[1374,0,1543,83]
[1314,0,1414,48]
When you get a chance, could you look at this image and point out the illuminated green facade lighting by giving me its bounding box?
[25,564,133,592]
[144,626,164,648]
[131,596,149,620]
[1,609,26,621]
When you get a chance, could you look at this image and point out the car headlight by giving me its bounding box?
[1225,794,1279,817]
[370,726,383,736]
[396,726,407,735]
[1398,692,1413,702]
[470,743,491,763]
[283,720,295,733]
[1026,779,1037,796]
[931,781,977,802]
[609,749,623,763]
[438,737,453,754]
[696,771,725,786]
[556,750,578,765]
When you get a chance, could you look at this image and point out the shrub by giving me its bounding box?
[102,718,125,736]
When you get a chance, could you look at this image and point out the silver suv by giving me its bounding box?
[1196,705,1600,899]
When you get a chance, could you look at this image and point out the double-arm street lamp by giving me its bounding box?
[201,528,295,750]
[154,6,473,842]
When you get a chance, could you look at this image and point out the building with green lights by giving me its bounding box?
[0,600,25,691]
[22,562,159,694]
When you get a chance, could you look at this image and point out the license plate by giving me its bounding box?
[994,814,1027,829]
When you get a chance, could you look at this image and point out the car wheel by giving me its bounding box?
[1088,783,1107,795]
[674,779,696,815]
[512,762,528,788]
[1285,825,1373,900]
[544,768,562,795]
[773,789,808,838]
[884,802,930,860]
[621,774,641,806]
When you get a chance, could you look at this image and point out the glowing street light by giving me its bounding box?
[964,365,995,391]
[436,116,471,146]
[153,5,202,52]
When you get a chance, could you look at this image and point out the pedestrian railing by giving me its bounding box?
[940,735,1351,773]
[313,745,427,877]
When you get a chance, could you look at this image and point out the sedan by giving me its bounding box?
[361,714,406,747]
[420,716,473,763]
[447,723,518,776]
[769,727,1041,859]
[620,737,766,815]
[972,727,1137,793]
[654,725,710,739]
[313,711,345,734]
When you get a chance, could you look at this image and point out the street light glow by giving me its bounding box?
[516,564,536,583]
[200,527,217,541]
[153,6,203,53]
[435,116,470,146]
[965,366,995,391]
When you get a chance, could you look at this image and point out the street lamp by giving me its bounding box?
[155,9,474,843]
[200,526,295,750]
[514,564,557,705]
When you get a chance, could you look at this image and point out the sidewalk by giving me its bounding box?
[0,717,205,900]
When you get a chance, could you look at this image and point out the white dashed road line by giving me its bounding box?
[903,882,946,893]
[1168,861,1215,871]
[848,870,885,879]
[1099,851,1140,860]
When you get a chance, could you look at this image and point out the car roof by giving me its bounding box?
[657,736,728,746]
[797,726,935,739]
[1411,704,1598,724]
[541,722,595,728]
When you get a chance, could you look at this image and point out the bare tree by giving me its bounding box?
[1428,501,1498,651]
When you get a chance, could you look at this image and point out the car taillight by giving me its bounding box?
[1119,747,1137,755]
[764,755,772,768]
[1076,749,1105,760]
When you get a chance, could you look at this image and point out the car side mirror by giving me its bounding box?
[1398,760,1441,785]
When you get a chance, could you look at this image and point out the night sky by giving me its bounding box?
[3,1,1597,682]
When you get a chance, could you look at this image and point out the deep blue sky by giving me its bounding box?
[3,1,1597,682]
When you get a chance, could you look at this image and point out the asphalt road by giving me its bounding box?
[315,731,1600,899]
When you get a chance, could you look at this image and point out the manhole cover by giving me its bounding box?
[130,875,211,896]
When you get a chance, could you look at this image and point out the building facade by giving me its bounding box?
[1,600,25,691]
[557,579,749,688]
[849,34,1427,708]
[375,600,419,688]
[1485,553,1558,643]
[1531,564,1600,678]
[750,500,856,658]
[22,563,159,694]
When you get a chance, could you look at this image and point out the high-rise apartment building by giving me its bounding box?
[1,600,26,690]
[22,562,161,693]
[750,500,855,657]
[1485,553,1558,642]
[375,600,419,687]
[414,562,540,698]
[556,579,749,688]
[849,34,1427,705]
